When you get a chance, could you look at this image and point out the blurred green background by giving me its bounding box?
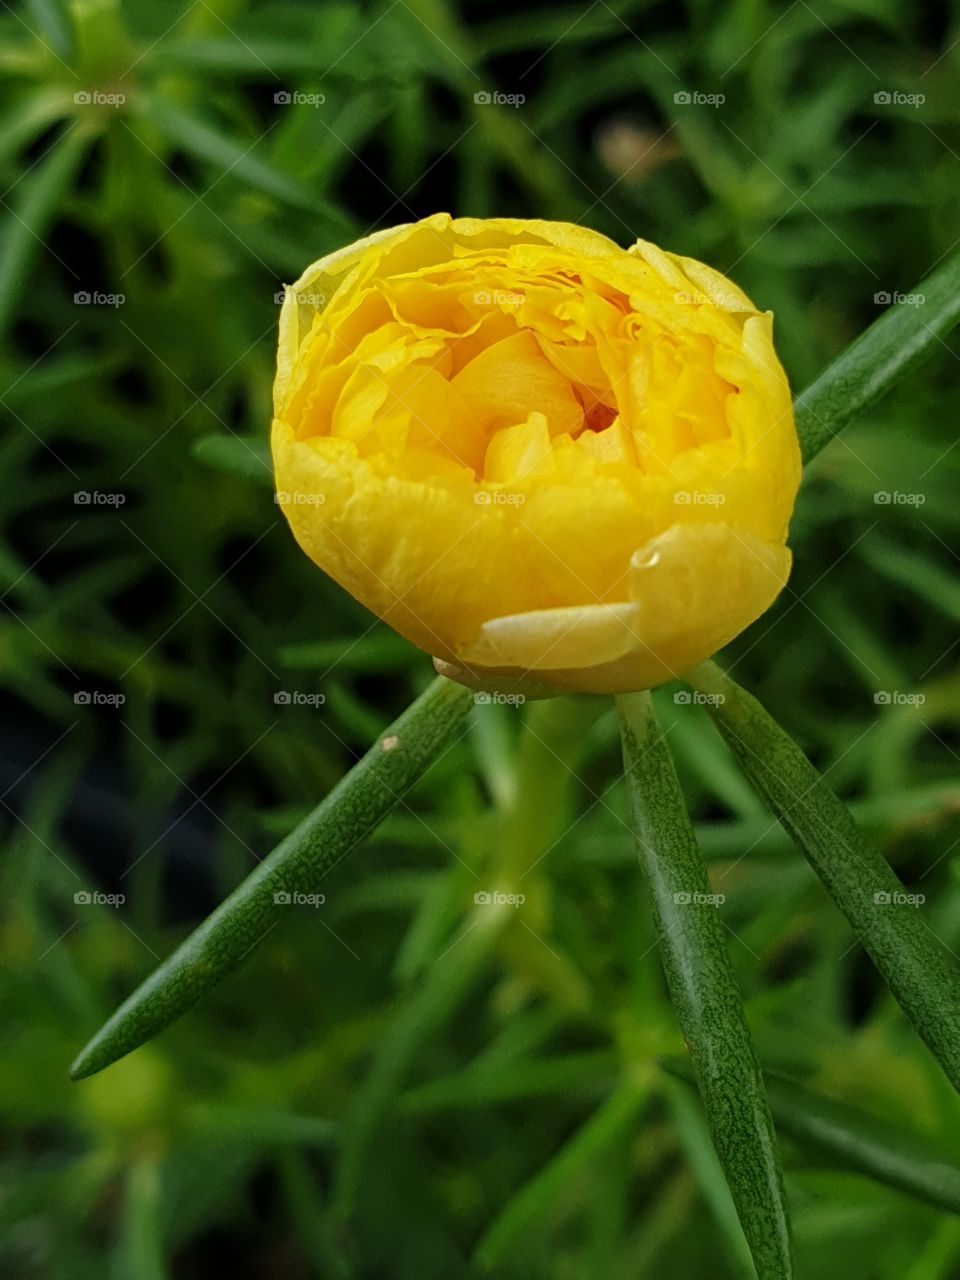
[3,0,960,1276]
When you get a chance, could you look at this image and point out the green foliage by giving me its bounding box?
[3,0,960,1277]
[618,691,791,1279]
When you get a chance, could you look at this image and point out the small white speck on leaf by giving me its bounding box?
[381,735,400,752]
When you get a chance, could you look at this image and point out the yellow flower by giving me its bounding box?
[272,214,800,695]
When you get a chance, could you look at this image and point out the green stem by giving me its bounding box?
[616,691,792,1280]
[690,661,960,1092]
[70,676,474,1080]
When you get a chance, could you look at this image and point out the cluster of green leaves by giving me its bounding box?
[3,0,960,1277]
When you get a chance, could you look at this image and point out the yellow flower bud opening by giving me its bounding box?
[272,214,801,694]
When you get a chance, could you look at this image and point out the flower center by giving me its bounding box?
[288,248,737,488]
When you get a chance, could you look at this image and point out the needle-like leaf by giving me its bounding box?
[617,691,792,1280]
[795,249,960,464]
[70,676,474,1080]
[690,661,960,1093]
[0,128,88,338]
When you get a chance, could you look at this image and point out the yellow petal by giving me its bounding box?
[445,523,790,694]
[452,329,583,437]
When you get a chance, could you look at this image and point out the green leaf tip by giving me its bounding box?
[70,675,474,1081]
[796,246,960,466]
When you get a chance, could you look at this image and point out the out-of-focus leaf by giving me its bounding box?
[667,1057,960,1216]
[0,127,88,336]
[191,433,273,484]
[24,0,75,61]
[473,1074,652,1271]
[140,97,354,229]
